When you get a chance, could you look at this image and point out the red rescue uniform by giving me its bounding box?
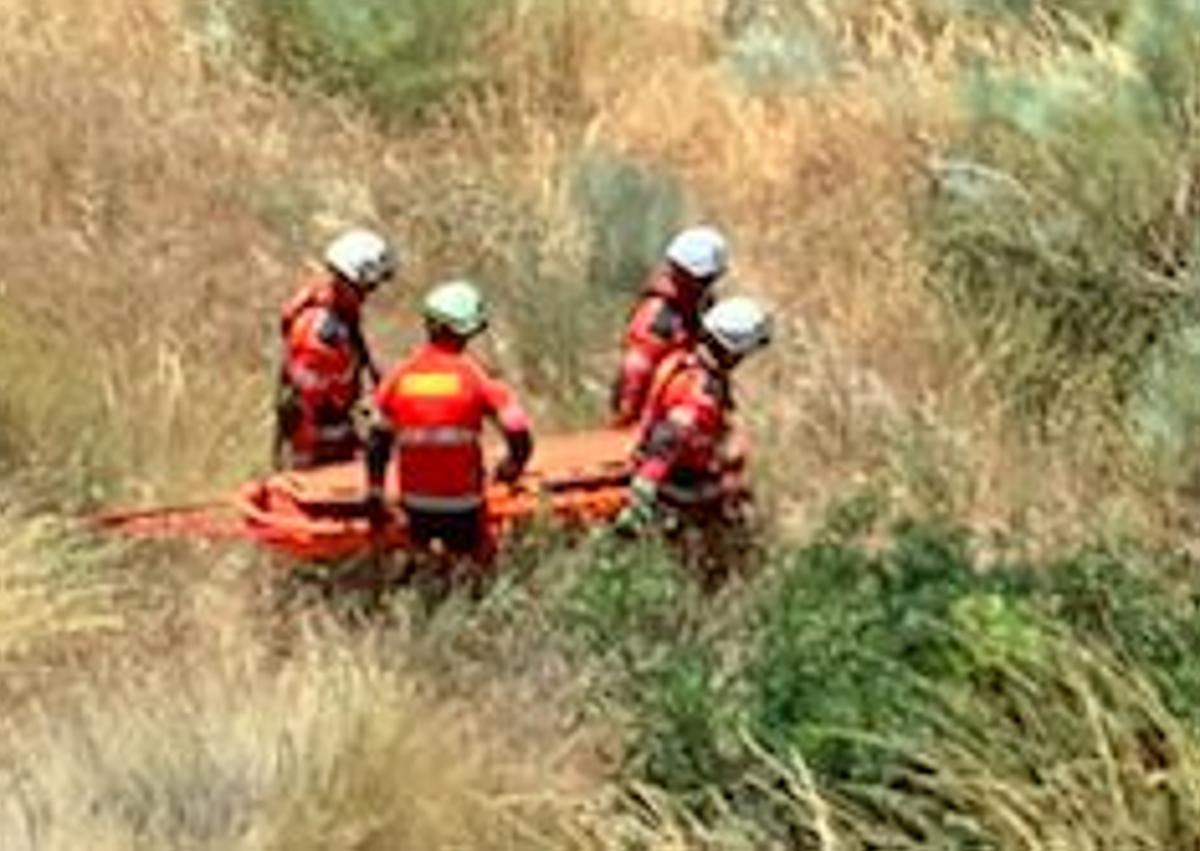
[610,267,709,427]
[277,271,377,468]
[633,349,738,510]
[372,341,531,556]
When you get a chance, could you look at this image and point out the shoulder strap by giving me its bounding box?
[645,350,693,412]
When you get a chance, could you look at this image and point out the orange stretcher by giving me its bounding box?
[92,429,637,561]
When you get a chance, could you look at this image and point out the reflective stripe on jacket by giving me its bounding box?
[375,342,530,510]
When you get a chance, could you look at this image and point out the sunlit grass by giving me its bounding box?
[3,0,1200,847]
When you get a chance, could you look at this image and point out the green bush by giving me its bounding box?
[562,537,696,672]
[748,521,1023,785]
[549,517,1200,810]
[568,150,684,299]
[232,0,502,123]
[559,538,747,793]
[628,645,738,795]
[1043,546,1200,725]
[722,13,840,91]
[1128,323,1200,487]
[925,0,1200,416]
[496,152,684,423]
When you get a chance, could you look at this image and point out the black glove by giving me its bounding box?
[493,455,523,485]
[364,492,389,532]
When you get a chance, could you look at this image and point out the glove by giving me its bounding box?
[364,491,389,533]
[493,455,523,485]
[614,476,658,537]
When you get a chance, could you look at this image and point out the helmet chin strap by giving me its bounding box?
[700,338,737,372]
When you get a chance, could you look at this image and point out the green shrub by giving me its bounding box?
[562,537,694,671]
[568,150,684,299]
[1129,323,1200,487]
[568,519,1200,799]
[748,522,1003,785]
[559,538,748,793]
[628,645,739,795]
[449,503,1200,843]
[926,0,1200,417]
[722,14,840,91]
[1043,546,1200,725]
[232,0,502,123]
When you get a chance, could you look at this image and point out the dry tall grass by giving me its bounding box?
[0,0,1172,540]
[0,629,583,851]
[0,511,609,851]
[1,0,1196,845]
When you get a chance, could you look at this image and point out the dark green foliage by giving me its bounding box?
[1043,547,1200,724]
[561,538,740,792]
[563,537,693,667]
[629,645,737,793]
[543,517,1200,819]
[499,152,685,423]
[749,521,1002,784]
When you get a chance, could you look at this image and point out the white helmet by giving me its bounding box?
[665,226,729,281]
[702,296,773,357]
[324,228,397,288]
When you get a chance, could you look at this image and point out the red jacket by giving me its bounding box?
[280,272,373,413]
[633,349,732,507]
[374,342,531,511]
[610,267,707,426]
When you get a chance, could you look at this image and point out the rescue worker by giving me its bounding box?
[365,280,533,563]
[276,227,399,469]
[615,296,772,582]
[610,226,730,427]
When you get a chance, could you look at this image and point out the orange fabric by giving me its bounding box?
[286,307,361,410]
[634,350,730,498]
[100,430,634,562]
[375,342,530,508]
[611,267,706,427]
[280,270,362,336]
[279,271,371,464]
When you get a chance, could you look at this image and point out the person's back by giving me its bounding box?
[376,341,516,512]
[366,281,532,562]
[610,227,729,427]
[283,272,365,400]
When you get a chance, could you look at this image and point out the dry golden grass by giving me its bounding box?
[0,0,1170,543]
[0,591,589,850]
[0,514,128,690]
[0,511,611,851]
[4,2,1195,847]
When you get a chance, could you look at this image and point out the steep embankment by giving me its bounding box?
[5,0,1200,848]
